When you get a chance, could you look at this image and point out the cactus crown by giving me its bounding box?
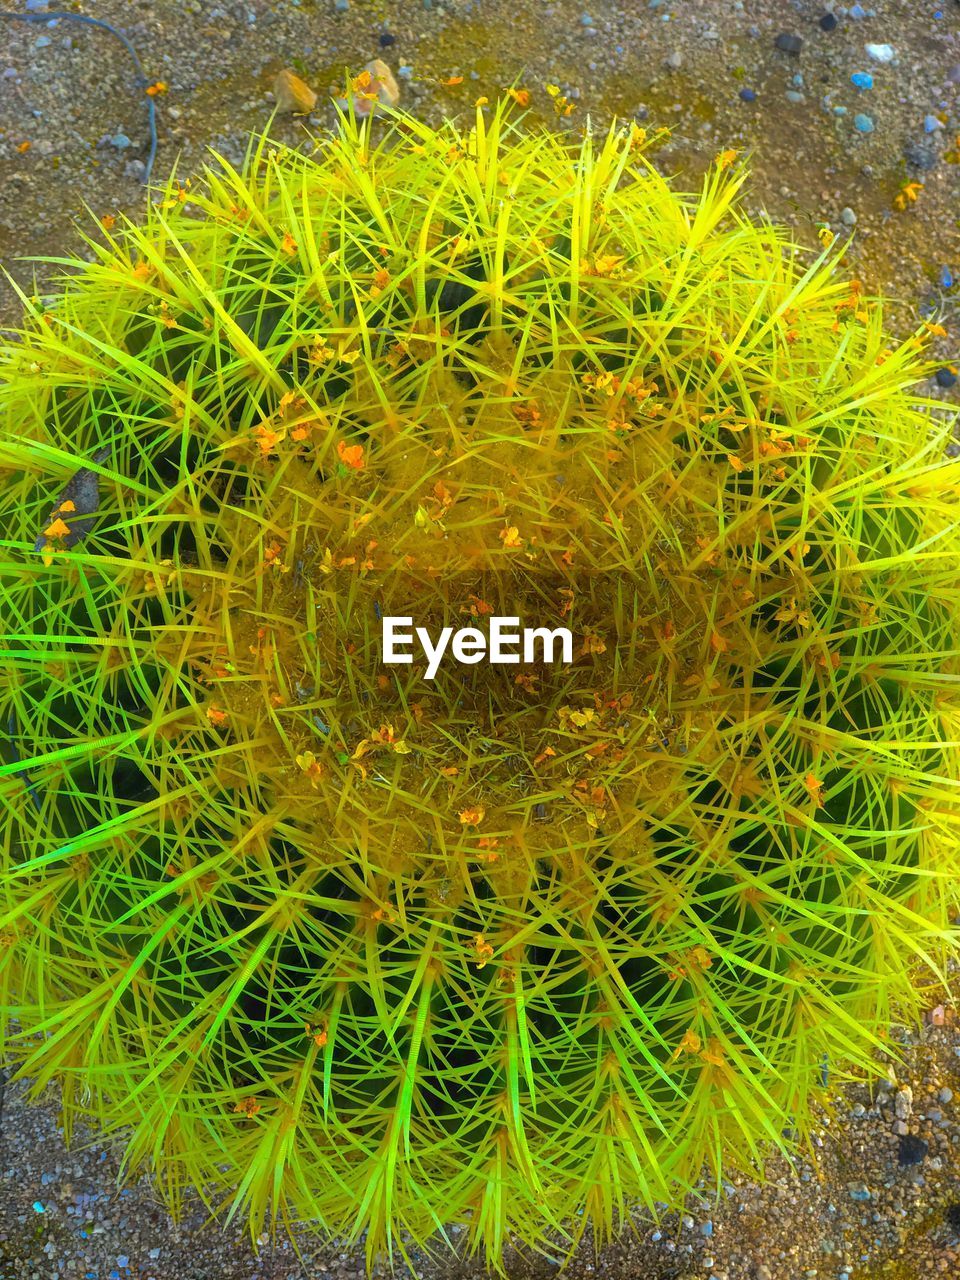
[1,99,959,1269]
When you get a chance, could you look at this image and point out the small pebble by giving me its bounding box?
[904,139,937,170]
[939,267,954,290]
[378,31,396,46]
[273,68,318,114]
[34,34,51,48]
[739,87,757,102]
[939,1087,954,1104]
[848,1183,871,1202]
[935,367,957,389]
[865,42,895,63]
[924,115,943,133]
[898,1133,928,1167]
[840,206,857,226]
[665,50,682,69]
[786,90,805,103]
[775,32,803,56]
[819,12,838,31]
[850,72,873,90]
[853,113,874,133]
[333,0,349,9]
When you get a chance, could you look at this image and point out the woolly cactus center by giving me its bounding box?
[140,342,777,891]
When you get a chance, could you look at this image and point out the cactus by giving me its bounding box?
[0,99,958,1268]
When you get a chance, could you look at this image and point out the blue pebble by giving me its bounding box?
[397,65,413,80]
[850,2,866,16]
[834,105,848,116]
[939,266,954,289]
[34,35,51,48]
[739,87,757,102]
[581,12,594,24]
[334,0,349,9]
[850,72,873,90]
[702,1220,714,1236]
[924,114,941,133]
[854,113,874,133]
[33,1201,45,1213]
[935,367,957,389]
[116,1259,129,1270]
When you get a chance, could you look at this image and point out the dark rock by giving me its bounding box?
[935,367,958,389]
[739,87,757,102]
[898,1133,928,1166]
[33,445,112,555]
[379,31,396,47]
[903,139,937,170]
[946,1203,960,1233]
[819,12,838,30]
[775,32,803,56]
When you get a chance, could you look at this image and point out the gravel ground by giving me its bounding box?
[1,1,960,1278]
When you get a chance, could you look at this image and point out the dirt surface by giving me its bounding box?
[1,1,960,1278]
